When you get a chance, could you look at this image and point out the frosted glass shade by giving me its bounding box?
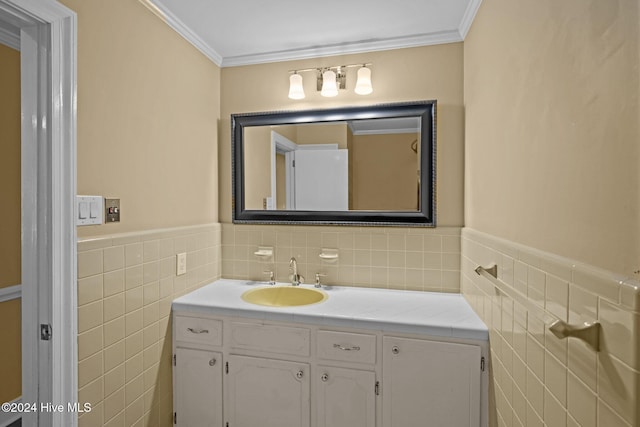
[321,70,338,97]
[288,73,305,99]
[354,66,373,95]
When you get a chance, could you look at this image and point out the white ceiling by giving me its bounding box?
[148,0,482,67]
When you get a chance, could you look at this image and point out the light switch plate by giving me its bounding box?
[76,195,103,226]
[176,252,187,276]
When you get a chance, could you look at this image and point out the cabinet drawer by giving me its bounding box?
[175,316,222,347]
[317,331,376,364]
[230,322,310,357]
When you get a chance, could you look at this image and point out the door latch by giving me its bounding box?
[40,324,52,341]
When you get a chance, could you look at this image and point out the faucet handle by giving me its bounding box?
[314,273,327,288]
[263,270,275,285]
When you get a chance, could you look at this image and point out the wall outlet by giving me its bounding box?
[176,252,187,276]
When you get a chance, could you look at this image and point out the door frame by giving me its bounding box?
[0,0,77,426]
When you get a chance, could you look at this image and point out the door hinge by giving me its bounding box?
[40,324,52,341]
[173,354,176,366]
[375,381,380,396]
[292,159,295,167]
[173,412,177,424]
[226,422,229,427]
[481,356,486,372]
[225,361,229,374]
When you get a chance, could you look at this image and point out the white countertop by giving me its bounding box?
[172,279,488,341]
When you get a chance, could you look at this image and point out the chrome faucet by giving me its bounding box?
[289,257,304,286]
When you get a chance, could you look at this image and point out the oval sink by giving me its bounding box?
[242,286,328,307]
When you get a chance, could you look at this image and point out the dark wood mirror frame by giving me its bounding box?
[231,100,436,226]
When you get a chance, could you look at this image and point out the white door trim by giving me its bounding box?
[0,0,77,426]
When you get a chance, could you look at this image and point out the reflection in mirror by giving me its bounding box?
[232,101,436,226]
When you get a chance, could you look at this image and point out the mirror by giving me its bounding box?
[232,100,436,226]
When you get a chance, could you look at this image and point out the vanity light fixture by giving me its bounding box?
[287,63,373,99]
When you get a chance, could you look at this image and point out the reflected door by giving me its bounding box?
[293,149,348,210]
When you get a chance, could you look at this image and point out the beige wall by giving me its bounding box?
[296,123,348,148]
[351,133,419,210]
[244,127,271,209]
[220,43,465,226]
[464,0,640,276]
[58,0,224,425]
[0,42,21,404]
[60,0,221,238]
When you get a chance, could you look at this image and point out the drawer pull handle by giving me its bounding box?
[209,358,216,366]
[187,327,209,334]
[321,373,329,382]
[333,344,361,352]
[391,346,400,354]
[296,370,304,379]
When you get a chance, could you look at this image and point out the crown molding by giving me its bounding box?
[146,0,476,68]
[141,0,223,66]
[459,0,483,39]
[221,30,463,67]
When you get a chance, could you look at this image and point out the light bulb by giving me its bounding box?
[321,69,338,97]
[354,66,373,95]
[288,73,305,100]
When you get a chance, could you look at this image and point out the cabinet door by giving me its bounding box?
[174,347,223,427]
[382,337,481,427]
[226,355,310,427]
[316,366,376,427]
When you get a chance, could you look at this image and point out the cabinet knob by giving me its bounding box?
[209,358,216,366]
[321,373,329,382]
[296,370,304,379]
[391,346,400,355]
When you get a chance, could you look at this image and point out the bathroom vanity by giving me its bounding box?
[172,279,489,427]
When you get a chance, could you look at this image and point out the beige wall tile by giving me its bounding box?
[544,351,567,406]
[78,249,103,279]
[104,364,125,398]
[104,293,125,323]
[103,386,125,423]
[79,351,103,388]
[125,266,143,290]
[78,401,103,427]
[104,341,125,373]
[143,241,159,262]
[78,326,103,361]
[462,229,639,427]
[125,243,143,267]
[598,353,640,425]
[103,246,125,272]
[79,376,103,408]
[78,274,104,306]
[103,317,125,347]
[543,389,566,427]
[104,269,125,297]
[567,372,596,427]
[78,300,103,333]
[599,299,640,370]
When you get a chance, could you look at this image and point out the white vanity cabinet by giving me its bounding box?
[315,365,376,427]
[382,336,482,427]
[226,355,310,427]
[173,316,224,427]
[172,280,488,427]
